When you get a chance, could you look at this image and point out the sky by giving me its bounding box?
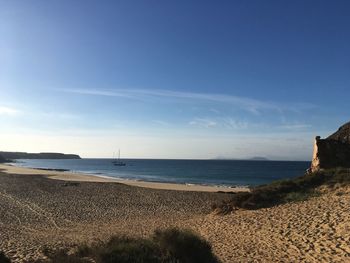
[1,0,350,160]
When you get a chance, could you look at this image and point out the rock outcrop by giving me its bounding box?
[310,122,350,172]
[327,122,350,143]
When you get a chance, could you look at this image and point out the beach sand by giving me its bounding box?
[0,164,349,262]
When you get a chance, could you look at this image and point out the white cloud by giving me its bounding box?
[0,106,19,116]
[59,88,315,115]
[189,118,217,128]
[189,117,249,130]
[221,118,249,129]
[279,124,312,130]
[210,108,220,114]
[39,112,81,120]
[59,88,134,99]
[152,120,170,126]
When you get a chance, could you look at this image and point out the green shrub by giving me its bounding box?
[94,237,161,263]
[35,247,89,263]
[153,228,218,263]
[282,191,317,203]
[0,251,11,263]
[35,228,220,263]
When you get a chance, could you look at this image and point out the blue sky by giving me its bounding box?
[1,1,349,160]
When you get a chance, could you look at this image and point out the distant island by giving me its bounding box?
[0,151,81,160]
[248,157,269,161]
[215,156,269,161]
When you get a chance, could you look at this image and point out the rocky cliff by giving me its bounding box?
[310,122,350,172]
[327,122,350,143]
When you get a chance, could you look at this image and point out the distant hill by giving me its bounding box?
[0,154,7,163]
[249,157,269,161]
[214,156,269,161]
[0,151,81,160]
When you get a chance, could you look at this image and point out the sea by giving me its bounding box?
[13,159,310,188]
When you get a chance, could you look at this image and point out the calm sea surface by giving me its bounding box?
[14,159,310,187]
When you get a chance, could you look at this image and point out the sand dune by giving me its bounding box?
[187,186,350,262]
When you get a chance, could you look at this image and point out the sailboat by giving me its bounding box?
[112,149,126,166]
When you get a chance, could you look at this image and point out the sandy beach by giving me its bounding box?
[0,164,349,262]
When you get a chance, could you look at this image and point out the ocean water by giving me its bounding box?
[14,159,310,187]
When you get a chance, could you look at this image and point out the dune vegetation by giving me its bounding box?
[26,228,220,263]
[214,168,350,214]
[0,251,11,263]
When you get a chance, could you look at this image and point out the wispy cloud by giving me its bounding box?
[210,108,220,114]
[0,106,19,116]
[152,120,170,126]
[189,118,217,128]
[189,117,250,130]
[279,124,312,130]
[221,117,249,129]
[59,88,314,115]
[41,112,80,120]
[59,88,134,99]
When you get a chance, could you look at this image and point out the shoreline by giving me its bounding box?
[0,164,249,193]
